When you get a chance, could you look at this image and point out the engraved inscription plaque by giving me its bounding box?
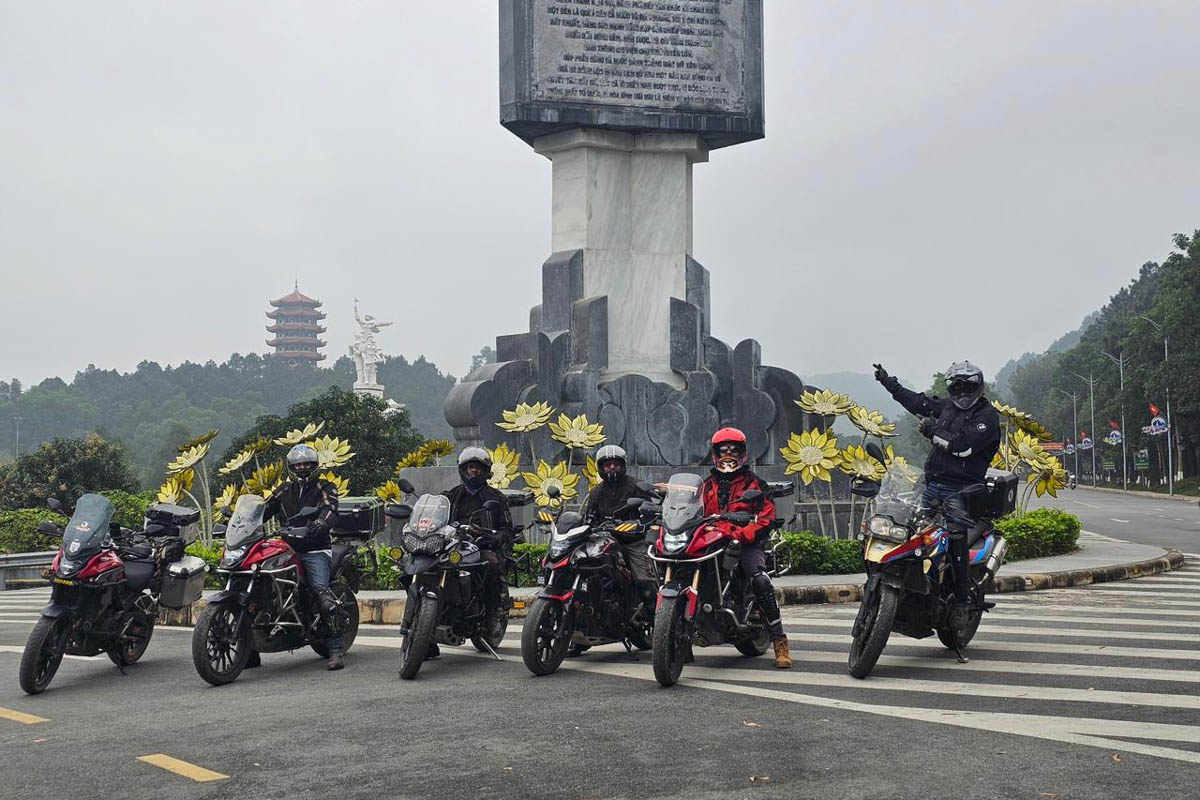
[500,0,763,149]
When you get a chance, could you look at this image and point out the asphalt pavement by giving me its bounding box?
[1034,487,1200,555]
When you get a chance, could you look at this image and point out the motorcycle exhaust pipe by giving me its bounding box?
[983,535,1008,581]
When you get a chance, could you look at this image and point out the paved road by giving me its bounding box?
[1035,488,1199,554]
[4,556,1200,799]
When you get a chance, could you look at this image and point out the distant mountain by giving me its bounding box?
[993,311,1100,399]
[804,371,904,415]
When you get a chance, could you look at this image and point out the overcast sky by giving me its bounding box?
[2,1,1197,391]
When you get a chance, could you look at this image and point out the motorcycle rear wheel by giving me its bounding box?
[652,596,689,687]
[19,616,69,695]
[399,597,438,680]
[472,584,511,653]
[311,583,360,658]
[109,614,155,667]
[847,584,898,679]
[520,597,573,676]
[937,590,985,650]
[192,601,250,686]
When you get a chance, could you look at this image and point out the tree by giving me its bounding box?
[0,433,140,510]
[217,387,424,496]
[467,345,496,376]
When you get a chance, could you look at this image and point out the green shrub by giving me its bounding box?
[994,508,1081,561]
[185,540,225,588]
[356,544,402,591]
[511,543,548,587]
[0,508,68,554]
[772,531,863,575]
[99,489,153,529]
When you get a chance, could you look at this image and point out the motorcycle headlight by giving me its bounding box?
[220,547,246,567]
[868,516,907,543]
[583,539,609,559]
[663,532,689,553]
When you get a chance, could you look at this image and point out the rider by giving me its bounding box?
[261,443,347,671]
[442,447,513,642]
[581,444,656,612]
[701,428,792,669]
[874,361,1001,634]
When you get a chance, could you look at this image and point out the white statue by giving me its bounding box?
[350,298,393,388]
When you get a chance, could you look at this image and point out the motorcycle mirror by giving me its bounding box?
[740,489,763,503]
[36,521,62,536]
[865,442,887,465]
[212,523,228,535]
[46,498,64,513]
[385,504,413,520]
[482,500,502,512]
[625,497,644,508]
[546,485,561,499]
[398,478,416,494]
[635,481,656,495]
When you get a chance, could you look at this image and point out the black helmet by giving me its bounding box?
[595,445,627,485]
[945,362,985,410]
[286,444,319,483]
[457,447,493,492]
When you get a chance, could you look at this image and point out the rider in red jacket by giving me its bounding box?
[700,428,792,669]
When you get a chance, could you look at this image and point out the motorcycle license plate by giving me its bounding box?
[52,577,77,586]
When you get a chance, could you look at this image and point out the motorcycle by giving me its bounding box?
[647,473,772,688]
[19,494,205,694]
[846,444,1017,678]
[1068,472,1078,490]
[388,493,512,680]
[190,493,360,686]
[521,497,654,676]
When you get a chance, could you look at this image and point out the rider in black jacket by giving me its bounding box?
[261,443,347,670]
[581,445,656,607]
[875,361,1001,634]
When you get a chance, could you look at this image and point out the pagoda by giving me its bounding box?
[265,283,326,365]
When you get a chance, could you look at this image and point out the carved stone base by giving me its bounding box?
[353,382,384,399]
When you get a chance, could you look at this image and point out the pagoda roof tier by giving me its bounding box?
[266,308,325,320]
[265,351,326,362]
[270,289,322,307]
[266,322,327,334]
[266,337,327,348]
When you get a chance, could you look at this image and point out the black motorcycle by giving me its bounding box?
[388,493,512,679]
[521,497,654,676]
[20,494,205,694]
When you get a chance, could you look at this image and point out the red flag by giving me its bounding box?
[1149,402,1161,416]
[1109,420,1120,430]
[1080,431,1088,439]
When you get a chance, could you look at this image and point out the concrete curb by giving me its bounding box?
[1077,485,1198,503]
[155,549,1185,626]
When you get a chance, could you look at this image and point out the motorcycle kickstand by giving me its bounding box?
[476,635,504,662]
[951,635,969,664]
[621,638,640,662]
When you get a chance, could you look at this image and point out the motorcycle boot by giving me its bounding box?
[327,651,345,671]
[316,587,351,621]
[772,638,793,669]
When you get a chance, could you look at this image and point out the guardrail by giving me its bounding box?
[0,551,56,590]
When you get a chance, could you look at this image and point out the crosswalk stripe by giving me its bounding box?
[781,631,1200,660]
[0,645,102,661]
[781,618,1200,643]
[993,595,1200,609]
[818,610,1200,629]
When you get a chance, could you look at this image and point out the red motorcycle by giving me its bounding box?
[190,493,360,685]
[648,473,771,687]
[19,494,206,694]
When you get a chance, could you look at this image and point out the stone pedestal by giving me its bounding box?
[353,382,384,399]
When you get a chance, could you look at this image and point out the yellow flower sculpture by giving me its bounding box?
[178,429,220,451]
[274,422,325,446]
[521,460,580,508]
[840,444,887,481]
[420,439,455,463]
[375,480,404,503]
[395,450,429,472]
[992,402,1053,441]
[167,443,210,475]
[497,401,554,433]
[795,388,853,418]
[247,436,273,455]
[581,456,602,489]
[156,477,187,505]
[246,461,285,496]
[213,483,242,517]
[320,471,350,496]
[487,443,521,489]
[1011,429,1055,471]
[1028,460,1068,498]
[549,413,606,450]
[779,430,840,485]
[991,443,1020,471]
[218,448,255,476]
[847,406,897,438]
[883,444,921,482]
[311,436,355,469]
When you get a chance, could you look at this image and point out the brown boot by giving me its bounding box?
[772,638,792,669]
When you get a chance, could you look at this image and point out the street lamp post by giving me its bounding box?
[11,415,21,458]
[1052,387,1080,480]
[1138,315,1174,496]
[1072,372,1099,487]
[1101,350,1128,491]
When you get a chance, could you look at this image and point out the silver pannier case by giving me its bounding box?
[159,555,207,609]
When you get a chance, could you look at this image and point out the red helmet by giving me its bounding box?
[710,427,748,473]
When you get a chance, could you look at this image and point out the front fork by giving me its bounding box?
[851,571,882,639]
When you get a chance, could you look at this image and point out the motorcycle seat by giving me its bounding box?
[331,542,354,576]
[966,522,992,549]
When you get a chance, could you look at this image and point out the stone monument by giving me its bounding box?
[445,0,813,466]
[350,298,392,399]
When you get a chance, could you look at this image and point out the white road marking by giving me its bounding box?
[1109,518,1131,523]
[780,631,1200,660]
[781,618,1200,643]
[0,645,102,661]
[818,608,1200,628]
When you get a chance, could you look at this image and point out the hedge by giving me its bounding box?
[771,531,862,575]
[994,508,1081,561]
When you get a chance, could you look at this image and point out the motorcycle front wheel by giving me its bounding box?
[847,583,898,679]
[19,616,70,695]
[652,596,690,687]
[399,596,438,680]
[520,597,573,676]
[192,601,250,686]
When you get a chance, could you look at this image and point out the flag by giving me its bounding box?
[1109,420,1120,430]
[1080,431,1088,439]
[1149,402,1161,417]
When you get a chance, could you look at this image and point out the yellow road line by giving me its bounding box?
[137,754,229,782]
[0,707,48,724]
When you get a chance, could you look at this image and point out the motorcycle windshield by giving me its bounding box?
[62,493,115,555]
[661,473,703,530]
[226,494,267,548]
[872,462,926,528]
[406,494,451,536]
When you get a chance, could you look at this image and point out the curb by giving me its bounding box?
[155,549,1185,626]
[1077,485,1198,503]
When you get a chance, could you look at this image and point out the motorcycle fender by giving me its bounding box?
[656,582,698,620]
[38,603,74,619]
[879,564,929,595]
[404,554,438,575]
[206,588,248,606]
[863,536,903,563]
[537,588,574,602]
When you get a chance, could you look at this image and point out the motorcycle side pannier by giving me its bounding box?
[159,555,207,609]
[977,469,1018,519]
[335,497,385,537]
[145,502,201,544]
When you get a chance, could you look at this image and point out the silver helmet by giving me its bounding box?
[457,447,492,491]
[945,361,985,410]
[286,443,319,482]
[595,444,627,484]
